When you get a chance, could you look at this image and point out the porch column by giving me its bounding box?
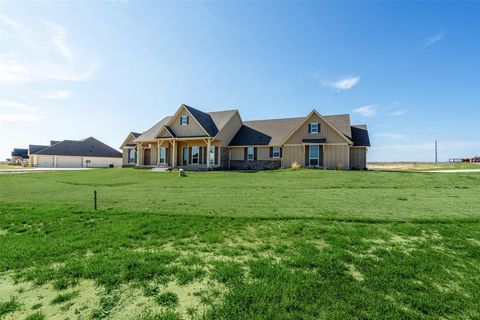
[172,140,177,167]
[157,141,160,166]
[136,144,141,166]
[206,140,211,170]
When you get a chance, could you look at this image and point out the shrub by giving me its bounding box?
[291,161,301,170]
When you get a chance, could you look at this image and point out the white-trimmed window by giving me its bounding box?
[159,147,166,164]
[191,146,199,164]
[128,149,136,163]
[180,115,188,126]
[272,146,281,158]
[310,123,319,134]
[209,146,215,165]
[247,147,254,161]
[309,145,319,166]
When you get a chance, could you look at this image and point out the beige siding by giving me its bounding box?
[215,112,242,146]
[324,145,349,169]
[350,147,367,169]
[169,109,207,137]
[230,147,244,160]
[83,157,122,168]
[284,113,350,145]
[282,145,304,168]
[122,149,128,165]
[230,146,277,161]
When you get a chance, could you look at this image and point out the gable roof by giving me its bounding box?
[350,125,371,147]
[29,144,49,154]
[35,137,122,157]
[134,116,172,142]
[323,114,352,138]
[229,117,304,146]
[183,105,219,136]
[131,132,141,138]
[209,110,239,134]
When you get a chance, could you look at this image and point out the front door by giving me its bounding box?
[182,147,188,166]
[143,149,151,166]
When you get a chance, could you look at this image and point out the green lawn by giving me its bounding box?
[0,169,479,319]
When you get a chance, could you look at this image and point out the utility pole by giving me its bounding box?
[435,140,438,163]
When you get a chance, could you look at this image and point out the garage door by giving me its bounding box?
[36,155,54,167]
[56,156,83,168]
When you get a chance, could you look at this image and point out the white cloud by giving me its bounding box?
[0,16,98,85]
[375,133,406,140]
[354,104,377,117]
[41,89,72,100]
[322,75,360,91]
[389,110,406,116]
[0,101,45,122]
[424,32,444,48]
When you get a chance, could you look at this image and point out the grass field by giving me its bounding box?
[0,169,479,319]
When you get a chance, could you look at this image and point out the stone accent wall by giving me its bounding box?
[220,147,229,170]
[229,160,281,170]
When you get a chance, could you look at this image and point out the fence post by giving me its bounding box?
[94,190,97,210]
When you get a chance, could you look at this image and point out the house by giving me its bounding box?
[120,104,370,170]
[28,137,122,168]
[10,148,29,165]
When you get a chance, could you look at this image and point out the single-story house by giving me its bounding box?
[120,104,370,170]
[28,137,122,168]
[10,148,29,165]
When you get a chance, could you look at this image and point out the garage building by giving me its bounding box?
[29,137,122,168]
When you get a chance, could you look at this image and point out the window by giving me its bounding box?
[272,146,281,158]
[247,147,254,161]
[209,146,215,165]
[191,146,199,164]
[310,123,319,134]
[159,147,166,164]
[128,149,136,164]
[309,145,319,166]
[180,115,188,125]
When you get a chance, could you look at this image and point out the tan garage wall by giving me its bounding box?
[324,145,349,169]
[83,157,122,168]
[350,147,367,169]
[282,145,304,168]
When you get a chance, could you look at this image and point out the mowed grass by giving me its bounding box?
[0,168,479,319]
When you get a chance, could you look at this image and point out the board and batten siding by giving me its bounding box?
[229,147,273,161]
[284,113,350,145]
[349,147,367,169]
[281,145,303,168]
[169,109,207,137]
[324,145,349,169]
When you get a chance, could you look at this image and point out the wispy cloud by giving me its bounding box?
[375,133,406,140]
[322,75,360,91]
[40,89,72,100]
[389,110,406,116]
[0,101,45,122]
[423,32,444,48]
[353,104,377,117]
[41,19,74,62]
[0,16,99,85]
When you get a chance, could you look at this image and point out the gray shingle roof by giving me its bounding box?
[134,116,172,142]
[351,125,370,147]
[131,132,141,138]
[323,114,352,138]
[184,105,219,136]
[229,117,303,146]
[29,144,49,154]
[11,148,28,158]
[35,137,122,157]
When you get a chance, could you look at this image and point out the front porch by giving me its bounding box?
[134,138,227,170]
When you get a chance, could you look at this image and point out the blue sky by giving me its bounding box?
[1,1,479,161]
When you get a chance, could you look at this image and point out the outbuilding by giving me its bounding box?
[29,137,122,168]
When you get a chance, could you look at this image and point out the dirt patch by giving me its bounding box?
[345,263,364,282]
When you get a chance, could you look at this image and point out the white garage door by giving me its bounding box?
[56,156,83,168]
[36,155,54,167]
